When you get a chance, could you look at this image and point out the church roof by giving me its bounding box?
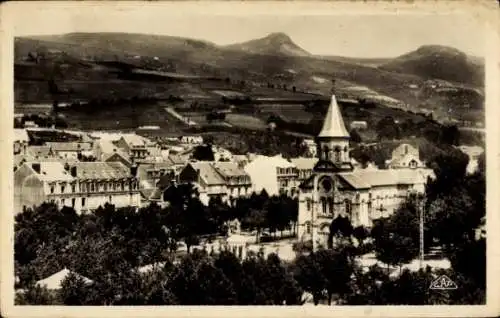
[318,95,350,139]
[299,168,434,190]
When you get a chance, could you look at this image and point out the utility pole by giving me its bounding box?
[311,176,318,252]
[419,194,425,269]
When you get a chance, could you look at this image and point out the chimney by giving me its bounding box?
[70,166,77,177]
[31,163,41,174]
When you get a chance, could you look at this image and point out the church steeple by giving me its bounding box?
[318,95,350,139]
[316,94,352,168]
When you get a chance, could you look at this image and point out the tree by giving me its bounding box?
[350,129,362,143]
[15,284,56,305]
[315,249,355,305]
[353,226,369,245]
[293,253,326,305]
[59,271,92,305]
[192,144,215,161]
[376,116,400,140]
[169,252,236,305]
[244,208,267,244]
[371,200,420,273]
[426,188,478,249]
[327,216,353,248]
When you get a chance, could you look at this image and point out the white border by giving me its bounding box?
[1,1,499,317]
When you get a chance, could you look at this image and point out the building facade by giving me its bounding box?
[14,161,141,214]
[178,161,252,205]
[297,95,433,250]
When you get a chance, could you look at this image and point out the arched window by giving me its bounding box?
[334,146,341,162]
[323,145,330,160]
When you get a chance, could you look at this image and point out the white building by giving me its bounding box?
[14,161,141,214]
[45,142,93,161]
[458,145,484,175]
[297,95,434,250]
[244,154,298,196]
[349,121,368,130]
[386,143,425,169]
[14,129,29,155]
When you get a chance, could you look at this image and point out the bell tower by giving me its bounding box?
[315,94,351,168]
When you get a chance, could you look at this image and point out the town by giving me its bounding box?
[13,92,485,306]
[11,16,486,306]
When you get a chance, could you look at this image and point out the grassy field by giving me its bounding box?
[224,113,268,130]
[61,102,188,133]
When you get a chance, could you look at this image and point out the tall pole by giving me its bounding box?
[419,194,425,269]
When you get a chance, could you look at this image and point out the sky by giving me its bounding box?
[9,2,486,58]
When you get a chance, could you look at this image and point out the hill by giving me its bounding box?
[225,32,311,57]
[380,45,484,87]
[14,32,484,128]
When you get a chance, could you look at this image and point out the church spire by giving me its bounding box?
[318,94,350,139]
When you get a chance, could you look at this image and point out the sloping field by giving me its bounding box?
[225,113,268,130]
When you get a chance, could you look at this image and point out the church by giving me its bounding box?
[297,94,433,249]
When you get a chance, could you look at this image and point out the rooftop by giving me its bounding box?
[36,268,93,290]
[190,162,226,185]
[211,161,248,178]
[45,142,92,152]
[71,162,132,180]
[318,95,350,139]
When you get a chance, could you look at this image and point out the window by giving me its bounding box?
[72,198,75,207]
[345,199,352,216]
[328,198,334,215]
[82,198,86,207]
[306,222,311,234]
[103,183,107,191]
[72,185,76,193]
[321,197,327,215]
[109,196,112,203]
[61,185,65,193]
[50,186,54,194]
[90,183,95,192]
[334,148,341,162]
[61,198,65,206]
[306,199,311,211]
[323,146,330,160]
